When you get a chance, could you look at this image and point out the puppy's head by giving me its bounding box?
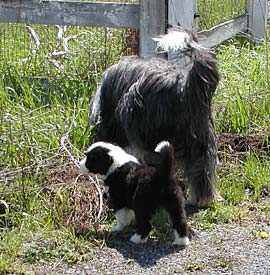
[79,142,139,176]
[79,143,112,176]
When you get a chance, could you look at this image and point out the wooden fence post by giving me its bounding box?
[168,0,197,30]
[139,0,166,57]
[247,0,268,40]
[167,0,196,61]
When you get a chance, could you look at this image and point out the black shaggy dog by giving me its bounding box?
[79,141,189,245]
[90,27,221,208]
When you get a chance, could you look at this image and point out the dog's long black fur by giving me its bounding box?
[90,27,220,207]
[79,141,189,245]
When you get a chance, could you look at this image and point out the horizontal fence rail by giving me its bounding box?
[0,0,268,56]
[0,0,140,29]
[199,14,248,48]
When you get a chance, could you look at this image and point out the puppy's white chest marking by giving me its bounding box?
[104,186,109,193]
[104,185,110,198]
[79,158,88,175]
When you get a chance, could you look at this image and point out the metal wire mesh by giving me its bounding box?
[0,24,135,79]
[0,0,249,78]
[197,0,247,30]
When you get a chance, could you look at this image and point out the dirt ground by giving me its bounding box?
[31,199,270,275]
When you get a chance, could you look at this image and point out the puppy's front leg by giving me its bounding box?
[110,208,135,232]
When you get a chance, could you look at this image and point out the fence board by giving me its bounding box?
[0,0,268,55]
[168,0,196,30]
[247,0,268,39]
[139,0,166,57]
[199,14,248,48]
[0,0,139,29]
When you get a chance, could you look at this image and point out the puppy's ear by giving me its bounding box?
[143,152,162,166]
[99,152,114,175]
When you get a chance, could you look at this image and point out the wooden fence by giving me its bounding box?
[0,0,269,57]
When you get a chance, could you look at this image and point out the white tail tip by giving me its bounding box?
[153,30,191,52]
[155,141,171,153]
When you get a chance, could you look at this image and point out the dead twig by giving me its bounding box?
[53,25,88,57]
[22,25,88,71]
[26,24,40,53]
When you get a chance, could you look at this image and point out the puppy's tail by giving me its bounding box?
[154,141,175,177]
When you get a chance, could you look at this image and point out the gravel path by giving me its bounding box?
[34,217,270,275]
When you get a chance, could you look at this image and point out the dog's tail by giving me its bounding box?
[154,26,219,141]
[154,141,175,177]
[153,26,206,54]
[153,26,219,100]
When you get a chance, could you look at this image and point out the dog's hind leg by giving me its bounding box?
[164,188,189,246]
[110,208,135,232]
[184,132,221,208]
[130,210,152,244]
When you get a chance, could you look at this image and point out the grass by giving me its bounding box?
[215,41,270,133]
[0,1,270,274]
[197,0,246,30]
[0,221,93,273]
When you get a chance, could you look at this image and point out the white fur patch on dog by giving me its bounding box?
[130,233,148,244]
[153,30,191,52]
[110,208,135,232]
[154,140,171,153]
[84,142,140,177]
[107,146,139,176]
[91,86,102,122]
[79,158,88,175]
[104,186,109,193]
[173,230,190,246]
[153,29,207,53]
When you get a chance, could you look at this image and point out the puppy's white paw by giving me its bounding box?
[130,233,148,244]
[173,230,190,246]
[174,236,190,246]
[110,225,124,232]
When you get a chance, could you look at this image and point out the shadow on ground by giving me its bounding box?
[104,232,186,268]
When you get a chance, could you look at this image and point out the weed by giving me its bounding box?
[185,260,207,272]
[215,258,231,269]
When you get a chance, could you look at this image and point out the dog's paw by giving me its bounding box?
[173,229,190,246]
[130,233,148,244]
[174,236,190,246]
[110,225,124,232]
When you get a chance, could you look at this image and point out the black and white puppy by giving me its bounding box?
[79,141,189,246]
